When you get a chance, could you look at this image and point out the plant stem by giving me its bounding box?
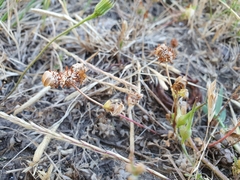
[188,138,228,180]
[128,105,135,163]
[0,111,169,179]
[73,84,157,135]
[118,114,158,135]
[3,13,95,102]
[208,120,240,147]
[71,83,104,108]
[219,0,240,20]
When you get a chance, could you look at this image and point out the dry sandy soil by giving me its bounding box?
[0,0,240,180]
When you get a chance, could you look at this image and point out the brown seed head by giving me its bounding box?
[103,99,124,116]
[170,38,178,48]
[154,44,176,63]
[172,76,188,98]
[127,92,143,106]
[42,63,87,88]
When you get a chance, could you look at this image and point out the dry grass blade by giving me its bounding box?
[13,86,51,115]
[207,80,217,124]
[1,0,239,179]
[0,111,169,180]
[208,119,240,148]
[2,0,116,101]
[23,100,77,172]
[219,0,240,20]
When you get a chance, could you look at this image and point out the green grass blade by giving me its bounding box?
[215,88,223,113]
[12,0,37,27]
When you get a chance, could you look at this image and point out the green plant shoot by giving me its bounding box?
[177,103,204,143]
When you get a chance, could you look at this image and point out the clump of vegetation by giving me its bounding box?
[0,0,240,179]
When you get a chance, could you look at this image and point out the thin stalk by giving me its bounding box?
[3,0,117,101]
[29,33,138,91]
[188,138,229,180]
[208,120,240,147]
[219,0,240,20]
[128,105,135,164]
[71,83,103,108]
[0,111,169,179]
[3,13,95,102]
[118,114,158,135]
[73,83,158,134]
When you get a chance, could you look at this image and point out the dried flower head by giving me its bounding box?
[103,99,124,116]
[154,44,176,63]
[42,63,87,88]
[172,76,188,98]
[127,92,143,106]
[126,163,146,176]
[170,38,178,48]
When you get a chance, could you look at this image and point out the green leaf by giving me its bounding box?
[218,109,226,128]
[215,87,223,113]
[0,0,5,8]
[202,104,208,114]
[177,112,190,127]
[179,125,191,144]
[12,0,37,27]
[219,109,226,122]
[177,103,203,128]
